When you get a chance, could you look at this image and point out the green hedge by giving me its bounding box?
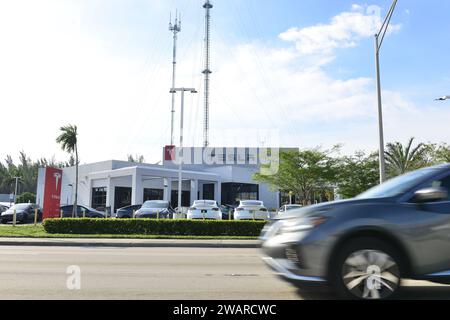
[43,219,267,237]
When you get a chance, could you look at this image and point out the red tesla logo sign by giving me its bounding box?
[165,145,176,161]
[42,167,63,220]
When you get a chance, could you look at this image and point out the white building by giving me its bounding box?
[36,147,295,212]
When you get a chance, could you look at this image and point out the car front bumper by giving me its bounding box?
[262,256,326,283]
[260,221,331,284]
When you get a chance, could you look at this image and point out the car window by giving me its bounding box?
[429,175,450,201]
[11,204,31,210]
[357,167,442,199]
[142,201,169,209]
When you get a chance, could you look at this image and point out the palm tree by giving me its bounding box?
[56,125,79,218]
[385,137,428,177]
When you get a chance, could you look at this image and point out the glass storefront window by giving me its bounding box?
[92,187,107,210]
[143,189,164,201]
[221,183,259,206]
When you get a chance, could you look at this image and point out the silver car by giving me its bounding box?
[135,200,174,219]
[261,164,450,299]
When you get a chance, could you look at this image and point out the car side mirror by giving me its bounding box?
[412,187,448,203]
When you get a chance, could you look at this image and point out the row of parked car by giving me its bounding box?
[0,201,304,224]
[118,200,276,221]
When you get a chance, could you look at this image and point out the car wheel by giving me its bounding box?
[330,238,402,300]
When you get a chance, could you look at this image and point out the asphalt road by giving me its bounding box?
[0,246,449,300]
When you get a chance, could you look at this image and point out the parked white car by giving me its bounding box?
[187,200,222,220]
[234,200,269,221]
[277,204,303,215]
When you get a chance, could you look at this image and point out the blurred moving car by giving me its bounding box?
[134,201,174,219]
[187,200,222,220]
[234,200,269,221]
[261,163,450,300]
[116,204,142,219]
[60,205,106,218]
[278,204,303,215]
[1,203,42,224]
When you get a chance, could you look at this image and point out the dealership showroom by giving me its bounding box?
[36,147,289,213]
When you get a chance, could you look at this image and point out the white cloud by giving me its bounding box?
[279,4,401,55]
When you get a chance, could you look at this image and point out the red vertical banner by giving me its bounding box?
[42,167,63,220]
[165,145,176,161]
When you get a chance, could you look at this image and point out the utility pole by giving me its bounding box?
[170,88,197,213]
[202,0,213,147]
[374,0,398,184]
[169,11,181,146]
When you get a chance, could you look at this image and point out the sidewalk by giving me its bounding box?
[0,237,261,249]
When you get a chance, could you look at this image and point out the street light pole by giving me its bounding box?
[170,88,197,214]
[13,177,20,204]
[374,0,398,184]
[375,34,387,184]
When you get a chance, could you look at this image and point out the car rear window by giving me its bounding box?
[241,201,263,206]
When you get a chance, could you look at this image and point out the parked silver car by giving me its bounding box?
[261,164,450,299]
[135,200,174,219]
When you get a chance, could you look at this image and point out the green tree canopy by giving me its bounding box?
[337,151,379,199]
[16,192,36,204]
[385,137,430,177]
[254,148,341,205]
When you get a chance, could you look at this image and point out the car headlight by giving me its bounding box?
[280,216,329,233]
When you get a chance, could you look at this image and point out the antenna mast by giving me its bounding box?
[202,0,213,147]
[169,11,181,146]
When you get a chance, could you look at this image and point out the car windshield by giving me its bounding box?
[10,204,30,210]
[241,201,263,206]
[142,201,169,209]
[357,167,442,199]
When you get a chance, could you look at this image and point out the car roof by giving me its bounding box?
[240,200,264,205]
[433,163,450,170]
[194,200,217,204]
[144,200,168,203]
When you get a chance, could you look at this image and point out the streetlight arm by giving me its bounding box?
[377,0,398,51]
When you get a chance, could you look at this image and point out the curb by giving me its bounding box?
[0,238,261,249]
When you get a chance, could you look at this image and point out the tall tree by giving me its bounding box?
[56,125,79,218]
[337,151,379,199]
[435,143,450,163]
[385,137,429,177]
[254,148,340,205]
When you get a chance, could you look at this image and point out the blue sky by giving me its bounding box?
[0,0,449,163]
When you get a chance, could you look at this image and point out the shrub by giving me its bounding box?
[43,219,267,237]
